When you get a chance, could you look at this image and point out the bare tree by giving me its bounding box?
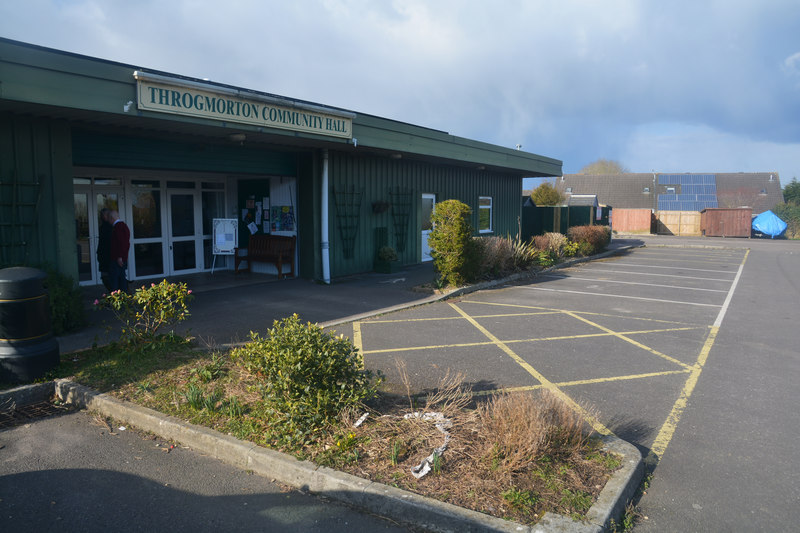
[579,159,629,175]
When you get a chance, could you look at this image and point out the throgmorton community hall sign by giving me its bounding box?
[134,71,353,139]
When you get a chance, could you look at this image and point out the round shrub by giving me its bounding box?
[231,314,379,446]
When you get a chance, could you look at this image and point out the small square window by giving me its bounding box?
[565,187,573,193]
[478,196,492,233]
[666,187,676,194]
[643,187,650,193]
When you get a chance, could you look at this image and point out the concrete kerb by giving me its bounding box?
[4,379,643,532]
[321,244,643,330]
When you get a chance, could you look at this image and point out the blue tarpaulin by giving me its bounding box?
[751,210,787,238]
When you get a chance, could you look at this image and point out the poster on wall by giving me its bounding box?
[271,206,295,232]
[212,219,238,255]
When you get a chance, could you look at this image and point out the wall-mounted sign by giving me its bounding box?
[135,75,352,139]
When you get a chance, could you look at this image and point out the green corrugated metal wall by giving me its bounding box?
[326,152,521,277]
[0,113,75,277]
[72,130,298,175]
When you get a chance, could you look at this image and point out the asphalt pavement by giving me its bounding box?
[0,409,411,532]
[11,235,800,531]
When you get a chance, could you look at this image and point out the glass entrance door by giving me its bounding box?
[73,185,124,285]
[421,193,436,262]
[167,191,200,274]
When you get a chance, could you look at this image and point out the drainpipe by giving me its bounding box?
[321,149,331,284]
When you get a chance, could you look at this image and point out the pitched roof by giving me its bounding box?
[714,173,783,214]
[555,174,655,209]
[558,172,784,214]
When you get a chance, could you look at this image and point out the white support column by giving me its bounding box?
[321,149,331,284]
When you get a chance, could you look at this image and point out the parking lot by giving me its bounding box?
[333,239,800,530]
[339,246,746,458]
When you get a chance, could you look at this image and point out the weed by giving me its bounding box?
[560,488,592,515]
[182,383,205,410]
[432,453,443,475]
[502,487,540,514]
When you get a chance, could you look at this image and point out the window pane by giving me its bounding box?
[134,242,163,276]
[478,197,492,232]
[170,194,195,237]
[73,193,91,282]
[132,190,162,238]
[172,240,196,271]
[202,191,226,235]
[132,180,160,188]
[167,181,196,189]
[478,208,491,231]
[94,178,121,186]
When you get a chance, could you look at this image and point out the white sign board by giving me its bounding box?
[212,219,238,255]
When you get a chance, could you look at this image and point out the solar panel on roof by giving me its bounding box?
[657,174,718,210]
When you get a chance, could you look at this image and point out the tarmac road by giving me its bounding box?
[0,409,412,532]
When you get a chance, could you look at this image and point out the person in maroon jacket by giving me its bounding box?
[107,210,131,293]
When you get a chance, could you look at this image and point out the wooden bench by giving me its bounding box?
[234,234,296,278]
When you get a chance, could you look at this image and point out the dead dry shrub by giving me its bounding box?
[477,390,596,474]
[476,236,514,278]
[533,232,568,257]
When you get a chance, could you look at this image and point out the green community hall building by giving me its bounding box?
[0,38,562,286]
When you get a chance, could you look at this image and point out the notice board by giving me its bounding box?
[212,218,238,255]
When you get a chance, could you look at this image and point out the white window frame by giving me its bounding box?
[478,196,493,234]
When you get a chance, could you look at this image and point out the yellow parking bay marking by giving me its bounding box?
[554,369,691,388]
[449,302,613,436]
[363,310,560,324]
[470,370,691,397]
[352,321,363,353]
[646,249,750,467]
[561,311,694,370]
[359,323,704,355]
[461,300,697,326]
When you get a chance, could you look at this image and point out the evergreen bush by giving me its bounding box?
[230,314,380,448]
[428,199,480,286]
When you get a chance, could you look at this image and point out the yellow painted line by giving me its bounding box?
[469,369,691,397]
[646,249,749,467]
[562,311,693,370]
[363,311,561,324]
[362,326,705,355]
[362,340,496,354]
[471,384,542,396]
[555,369,691,388]
[461,300,696,326]
[351,321,364,369]
[449,302,613,436]
[646,326,718,466]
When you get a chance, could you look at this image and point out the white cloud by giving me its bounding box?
[621,122,799,182]
[1,0,798,180]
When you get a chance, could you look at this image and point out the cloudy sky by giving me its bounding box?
[2,1,798,189]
